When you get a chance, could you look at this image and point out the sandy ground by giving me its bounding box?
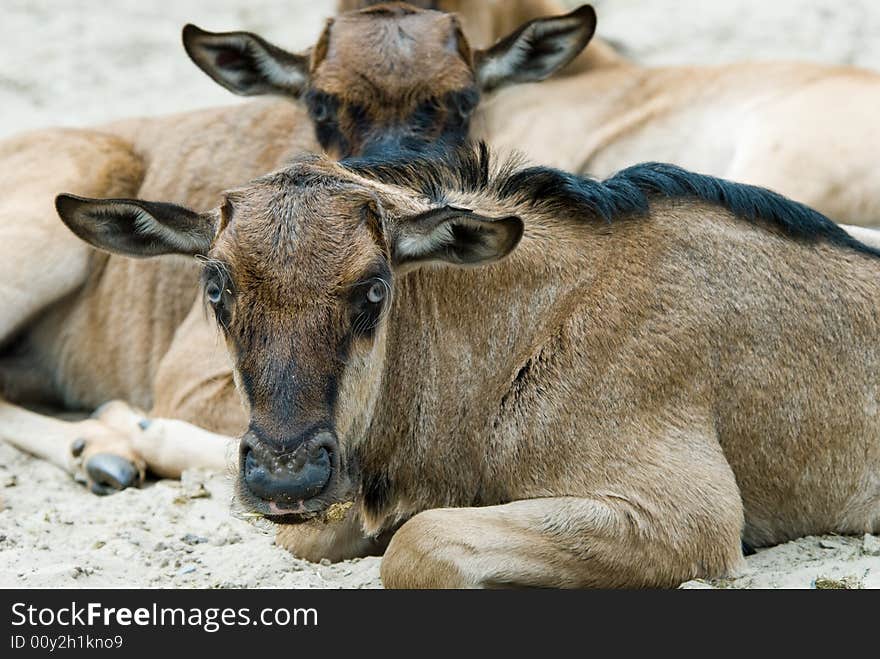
[2,438,877,589]
[1,0,879,588]
[0,443,382,588]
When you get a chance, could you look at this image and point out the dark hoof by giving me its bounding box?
[86,454,140,495]
[71,438,86,457]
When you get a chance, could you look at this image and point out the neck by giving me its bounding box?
[355,212,607,530]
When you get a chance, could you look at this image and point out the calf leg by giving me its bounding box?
[0,399,145,494]
[4,301,242,493]
[0,129,148,491]
[382,495,744,588]
[131,418,233,478]
[83,399,233,479]
[381,430,746,588]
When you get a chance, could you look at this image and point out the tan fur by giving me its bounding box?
[336,0,625,73]
[313,8,473,108]
[260,3,880,231]
[58,152,878,587]
[1,1,877,569]
[366,3,880,227]
[0,1,591,495]
[477,61,880,228]
[220,159,880,587]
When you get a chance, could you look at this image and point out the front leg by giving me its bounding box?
[131,417,233,478]
[382,494,744,588]
[382,408,749,588]
[0,399,145,494]
[74,399,234,480]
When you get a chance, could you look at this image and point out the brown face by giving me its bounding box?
[183,3,598,158]
[304,5,479,157]
[56,153,523,521]
[203,167,395,518]
[204,163,521,520]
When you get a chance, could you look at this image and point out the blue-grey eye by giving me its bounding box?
[206,281,222,304]
[366,282,385,304]
[313,103,329,123]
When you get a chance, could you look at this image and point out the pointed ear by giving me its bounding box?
[474,4,597,92]
[392,206,523,268]
[55,194,216,258]
[182,24,309,97]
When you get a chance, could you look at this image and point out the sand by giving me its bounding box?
[0,443,382,588]
[1,0,878,588]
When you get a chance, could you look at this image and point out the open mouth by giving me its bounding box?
[236,476,337,522]
[267,500,310,515]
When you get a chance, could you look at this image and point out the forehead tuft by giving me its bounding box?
[212,164,383,293]
[316,7,473,102]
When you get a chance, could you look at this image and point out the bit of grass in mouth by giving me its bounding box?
[322,501,354,524]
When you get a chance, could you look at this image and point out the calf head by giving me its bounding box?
[183,2,596,157]
[55,153,522,521]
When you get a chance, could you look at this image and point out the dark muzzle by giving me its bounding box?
[242,430,336,508]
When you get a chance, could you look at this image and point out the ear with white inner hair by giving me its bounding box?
[474,4,597,92]
[182,24,309,97]
[392,205,524,268]
[55,194,217,258]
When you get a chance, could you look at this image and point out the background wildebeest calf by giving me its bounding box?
[55,145,880,587]
[216,2,880,235]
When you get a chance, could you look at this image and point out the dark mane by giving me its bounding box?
[343,143,880,258]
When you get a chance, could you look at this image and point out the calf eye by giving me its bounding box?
[306,90,339,125]
[366,282,385,304]
[206,281,223,304]
[313,102,331,123]
[451,87,479,118]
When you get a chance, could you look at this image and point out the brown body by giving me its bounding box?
[54,148,880,587]
[478,61,880,229]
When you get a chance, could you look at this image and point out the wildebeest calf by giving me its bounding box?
[56,145,880,587]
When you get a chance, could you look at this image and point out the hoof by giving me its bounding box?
[71,438,86,457]
[85,453,141,495]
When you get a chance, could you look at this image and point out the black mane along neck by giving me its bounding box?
[343,142,880,258]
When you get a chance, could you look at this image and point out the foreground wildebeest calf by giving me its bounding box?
[0,3,592,495]
[55,145,880,586]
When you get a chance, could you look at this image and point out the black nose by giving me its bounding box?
[243,431,335,505]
